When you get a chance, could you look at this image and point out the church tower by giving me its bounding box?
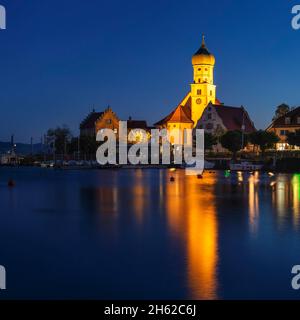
[190,35,216,126]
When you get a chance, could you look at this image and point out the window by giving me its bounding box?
[207,113,212,120]
[210,90,213,96]
[297,117,300,124]
[280,130,288,136]
[198,79,201,83]
[198,68,201,71]
[205,68,208,71]
[106,119,112,124]
[285,117,291,125]
[206,123,213,130]
[197,89,202,95]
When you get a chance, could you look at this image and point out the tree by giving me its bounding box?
[287,130,300,148]
[272,103,290,121]
[46,125,72,155]
[79,135,99,159]
[248,130,279,155]
[204,132,218,150]
[220,130,244,159]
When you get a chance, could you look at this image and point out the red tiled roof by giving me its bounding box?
[214,104,256,133]
[154,95,192,126]
[154,104,193,126]
[215,98,222,105]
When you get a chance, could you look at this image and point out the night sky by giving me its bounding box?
[0,0,299,142]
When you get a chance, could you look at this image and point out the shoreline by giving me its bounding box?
[0,164,299,174]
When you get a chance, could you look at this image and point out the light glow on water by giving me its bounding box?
[1,168,300,299]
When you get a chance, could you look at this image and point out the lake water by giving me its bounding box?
[0,167,300,299]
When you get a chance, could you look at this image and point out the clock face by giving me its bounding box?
[196,98,202,105]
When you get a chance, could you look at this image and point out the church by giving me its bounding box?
[79,36,256,148]
[154,36,256,140]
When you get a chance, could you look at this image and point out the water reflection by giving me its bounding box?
[77,169,300,299]
[165,172,218,299]
[248,172,260,234]
[292,174,300,229]
[271,173,300,229]
[131,169,148,224]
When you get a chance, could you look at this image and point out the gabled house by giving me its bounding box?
[80,108,150,142]
[266,106,300,150]
[196,103,256,152]
[80,107,120,137]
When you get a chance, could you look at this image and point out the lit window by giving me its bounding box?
[285,117,291,125]
[297,117,300,124]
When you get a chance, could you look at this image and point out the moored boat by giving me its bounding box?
[229,161,263,171]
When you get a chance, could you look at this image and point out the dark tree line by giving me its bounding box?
[46,126,99,157]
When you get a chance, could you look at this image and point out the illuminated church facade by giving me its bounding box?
[155,36,221,131]
[80,36,255,148]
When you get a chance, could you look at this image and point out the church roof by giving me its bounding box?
[192,35,215,66]
[154,103,193,126]
[215,98,222,105]
[213,104,256,133]
[194,43,211,56]
[154,93,193,126]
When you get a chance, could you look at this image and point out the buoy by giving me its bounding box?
[170,177,175,182]
[197,174,203,179]
[8,179,15,187]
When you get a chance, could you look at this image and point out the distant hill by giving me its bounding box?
[0,142,43,155]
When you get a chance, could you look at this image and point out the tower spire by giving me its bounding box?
[201,34,206,48]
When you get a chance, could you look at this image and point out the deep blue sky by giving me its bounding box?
[0,0,299,142]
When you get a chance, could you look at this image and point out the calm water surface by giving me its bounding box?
[0,167,300,299]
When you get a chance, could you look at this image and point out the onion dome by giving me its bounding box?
[192,35,215,66]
